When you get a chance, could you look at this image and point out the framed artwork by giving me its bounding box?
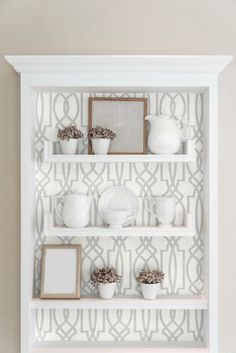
[40,245,81,299]
[88,97,147,154]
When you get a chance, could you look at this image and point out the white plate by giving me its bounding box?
[98,186,139,226]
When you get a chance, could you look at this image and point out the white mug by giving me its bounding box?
[145,196,176,228]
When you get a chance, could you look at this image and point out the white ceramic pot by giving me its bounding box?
[103,210,129,228]
[60,139,78,155]
[145,196,176,228]
[55,192,92,228]
[98,282,116,300]
[145,114,189,155]
[92,138,110,155]
[140,283,161,300]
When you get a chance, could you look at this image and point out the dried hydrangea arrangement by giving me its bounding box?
[91,267,121,286]
[136,269,165,284]
[57,125,84,140]
[88,126,116,140]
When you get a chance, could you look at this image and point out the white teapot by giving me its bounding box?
[55,192,93,228]
[145,114,189,154]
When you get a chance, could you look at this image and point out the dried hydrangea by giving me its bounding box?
[136,269,165,284]
[57,125,84,140]
[91,267,121,286]
[88,126,116,140]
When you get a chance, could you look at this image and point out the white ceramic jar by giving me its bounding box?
[98,282,116,299]
[92,138,110,155]
[140,283,161,300]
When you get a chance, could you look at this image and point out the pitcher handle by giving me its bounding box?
[177,117,190,141]
[54,194,64,221]
[144,196,158,218]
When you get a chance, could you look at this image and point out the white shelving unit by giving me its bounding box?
[5,55,232,353]
[44,212,195,237]
[44,140,195,163]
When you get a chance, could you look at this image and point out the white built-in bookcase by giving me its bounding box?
[5,55,232,353]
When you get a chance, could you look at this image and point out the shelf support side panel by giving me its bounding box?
[204,81,218,353]
[21,74,35,353]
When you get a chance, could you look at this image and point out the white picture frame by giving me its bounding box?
[40,245,81,299]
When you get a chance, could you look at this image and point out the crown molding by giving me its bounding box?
[5,55,233,75]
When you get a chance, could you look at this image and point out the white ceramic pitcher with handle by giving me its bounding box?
[145,114,190,154]
[55,192,93,228]
[145,196,176,228]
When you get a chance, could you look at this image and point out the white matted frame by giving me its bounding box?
[4,55,232,353]
[88,97,147,154]
[40,245,81,299]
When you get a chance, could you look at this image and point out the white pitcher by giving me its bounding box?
[55,192,93,228]
[145,114,189,154]
[145,196,176,228]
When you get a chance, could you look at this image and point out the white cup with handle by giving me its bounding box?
[145,196,176,228]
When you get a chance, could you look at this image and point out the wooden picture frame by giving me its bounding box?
[88,97,147,154]
[40,245,81,299]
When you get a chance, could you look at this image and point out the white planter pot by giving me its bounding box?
[92,139,110,155]
[140,283,161,300]
[98,282,116,300]
[60,139,78,155]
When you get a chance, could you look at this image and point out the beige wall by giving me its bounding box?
[0,0,235,352]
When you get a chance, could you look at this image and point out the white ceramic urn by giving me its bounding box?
[145,114,189,154]
[55,192,92,228]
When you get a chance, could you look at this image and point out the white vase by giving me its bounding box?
[140,283,161,300]
[60,139,78,155]
[98,282,116,299]
[92,139,110,155]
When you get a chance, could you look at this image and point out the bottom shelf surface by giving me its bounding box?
[31,341,208,353]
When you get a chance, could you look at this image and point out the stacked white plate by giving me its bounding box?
[98,186,139,227]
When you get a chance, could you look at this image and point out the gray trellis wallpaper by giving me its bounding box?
[34,91,204,343]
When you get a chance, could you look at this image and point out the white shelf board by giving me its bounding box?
[44,140,195,163]
[31,295,208,310]
[44,213,195,237]
[31,341,208,353]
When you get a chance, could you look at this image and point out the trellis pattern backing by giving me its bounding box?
[34,91,204,342]
[35,309,204,342]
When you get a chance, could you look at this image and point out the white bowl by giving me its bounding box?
[103,209,129,228]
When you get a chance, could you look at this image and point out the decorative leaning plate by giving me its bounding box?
[98,186,139,226]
